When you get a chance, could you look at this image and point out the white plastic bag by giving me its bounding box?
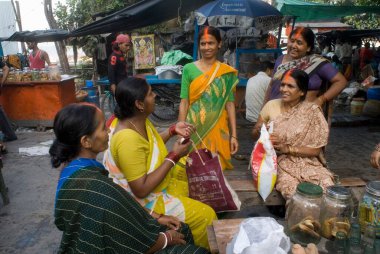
[249,123,277,201]
[226,217,291,254]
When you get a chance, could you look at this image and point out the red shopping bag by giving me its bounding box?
[186,148,241,212]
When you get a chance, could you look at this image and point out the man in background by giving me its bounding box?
[245,61,274,123]
[0,59,9,88]
[27,41,51,69]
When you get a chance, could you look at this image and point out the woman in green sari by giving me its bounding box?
[178,26,239,170]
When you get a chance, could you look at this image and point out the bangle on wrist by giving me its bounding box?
[156,213,163,220]
[164,231,172,244]
[164,158,176,167]
[169,124,177,137]
[159,232,168,249]
[231,135,238,140]
[166,151,180,163]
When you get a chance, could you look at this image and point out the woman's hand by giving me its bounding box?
[230,137,239,155]
[174,122,195,138]
[166,230,186,246]
[171,138,192,158]
[157,215,181,230]
[371,150,380,169]
[270,134,289,154]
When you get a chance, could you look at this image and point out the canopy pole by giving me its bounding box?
[193,18,199,60]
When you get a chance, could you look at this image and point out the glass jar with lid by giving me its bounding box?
[320,186,353,239]
[286,182,323,246]
[31,68,40,81]
[359,181,380,237]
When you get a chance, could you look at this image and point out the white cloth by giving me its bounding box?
[245,72,271,122]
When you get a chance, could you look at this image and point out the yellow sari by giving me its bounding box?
[186,61,238,170]
[103,118,217,249]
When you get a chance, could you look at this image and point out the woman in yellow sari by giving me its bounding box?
[103,77,217,250]
[178,26,239,170]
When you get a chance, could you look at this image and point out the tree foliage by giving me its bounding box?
[342,0,380,30]
[54,0,138,57]
[312,0,380,29]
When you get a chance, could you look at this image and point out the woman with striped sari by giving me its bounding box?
[50,103,208,253]
[178,26,239,171]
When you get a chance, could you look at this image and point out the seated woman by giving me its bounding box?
[103,77,217,249]
[50,103,208,253]
[252,69,334,200]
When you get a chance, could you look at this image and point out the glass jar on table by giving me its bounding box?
[359,181,380,237]
[320,186,353,240]
[286,182,323,246]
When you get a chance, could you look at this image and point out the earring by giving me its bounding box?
[139,107,144,113]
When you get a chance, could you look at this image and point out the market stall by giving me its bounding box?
[0,75,76,129]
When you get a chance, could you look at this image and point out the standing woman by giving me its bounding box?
[108,34,131,95]
[178,26,239,171]
[50,103,208,253]
[267,27,347,107]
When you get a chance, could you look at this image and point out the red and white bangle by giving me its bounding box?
[164,231,172,244]
[159,232,168,249]
[168,124,177,137]
[166,151,180,164]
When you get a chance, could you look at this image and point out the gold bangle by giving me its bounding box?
[293,146,299,156]
[288,145,293,155]
[231,135,238,140]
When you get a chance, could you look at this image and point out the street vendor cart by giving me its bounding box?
[0,75,76,129]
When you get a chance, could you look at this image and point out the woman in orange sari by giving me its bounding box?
[178,26,239,170]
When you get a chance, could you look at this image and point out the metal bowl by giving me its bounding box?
[158,70,181,80]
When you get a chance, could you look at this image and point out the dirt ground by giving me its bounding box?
[0,120,379,253]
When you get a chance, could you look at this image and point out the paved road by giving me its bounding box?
[0,122,379,253]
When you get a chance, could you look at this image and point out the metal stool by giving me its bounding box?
[0,158,9,205]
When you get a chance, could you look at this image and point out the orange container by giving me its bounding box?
[0,76,76,128]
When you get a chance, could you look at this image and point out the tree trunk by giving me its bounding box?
[43,0,70,73]
[11,0,26,53]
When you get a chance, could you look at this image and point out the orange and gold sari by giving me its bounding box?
[186,61,238,170]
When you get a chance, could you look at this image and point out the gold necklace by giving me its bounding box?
[127,120,145,137]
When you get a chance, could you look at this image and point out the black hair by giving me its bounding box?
[114,77,150,119]
[112,42,120,51]
[289,27,315,54]
[49,103,98,168]
[260,61,275,72]
[281,69,309,101]
[198,26,222,45]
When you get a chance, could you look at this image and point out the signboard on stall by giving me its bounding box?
[132,34,155,69]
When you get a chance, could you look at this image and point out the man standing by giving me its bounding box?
[27,41,51,69]
[245,61,274,123]
[108,34,131,95]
